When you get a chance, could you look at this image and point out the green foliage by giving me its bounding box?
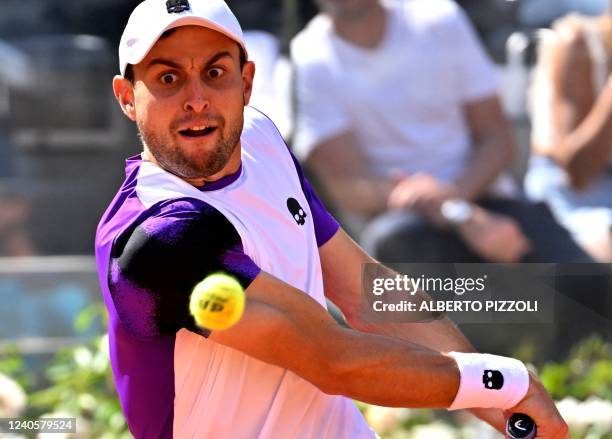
[27,335,129,437]
[0,345,31,390]
[539,335,612,401]
[2,306,610,438]
[14,304,130,438]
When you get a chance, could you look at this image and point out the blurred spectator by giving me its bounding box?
[291,0,591,263]
[526,11,612,262]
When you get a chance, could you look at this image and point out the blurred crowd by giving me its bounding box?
[0,0,611,263]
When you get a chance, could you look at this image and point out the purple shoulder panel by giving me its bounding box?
[95,155,261,438]
[95,156,175,438]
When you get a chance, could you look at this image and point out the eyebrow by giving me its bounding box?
[146,51,234,70]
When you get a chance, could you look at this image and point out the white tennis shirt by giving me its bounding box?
[96,107,376,438]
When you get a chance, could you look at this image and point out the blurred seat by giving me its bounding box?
[5,34,138,255]
[0,256,102,375]
[9,34,126,147]
[498,30,540,184]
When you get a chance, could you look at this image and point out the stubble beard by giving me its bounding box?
[138,116,244,180]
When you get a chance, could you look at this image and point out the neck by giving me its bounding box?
[332,3,387,49]
[142,143,242,187]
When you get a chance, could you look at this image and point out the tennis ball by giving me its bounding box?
[189,273,245,330]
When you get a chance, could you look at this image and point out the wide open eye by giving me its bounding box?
[207,67,224,79]
[160,73,179,85]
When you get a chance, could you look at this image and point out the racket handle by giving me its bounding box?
[506,413,536,439]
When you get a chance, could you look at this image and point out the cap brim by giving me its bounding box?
[123,16,248,75]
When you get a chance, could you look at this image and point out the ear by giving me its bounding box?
[241,61,256,106]
[112,75,137,121]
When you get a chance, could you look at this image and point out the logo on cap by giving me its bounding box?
[166,0,190,14]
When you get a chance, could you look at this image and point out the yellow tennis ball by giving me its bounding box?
[189,273,245,330]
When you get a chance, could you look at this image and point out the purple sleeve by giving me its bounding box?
[109,198,261,340]
[289,152,340,247]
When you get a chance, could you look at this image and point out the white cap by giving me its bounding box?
[118,0,247,76]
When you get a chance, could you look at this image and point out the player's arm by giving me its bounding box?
[111,200,456,406]
[211,270,567,438]
[110,202,566,435]
[318,228,504,431]
[320,228,472,350]
[211,270,459,408]
[109,199,262,340]
[294,139,510,428]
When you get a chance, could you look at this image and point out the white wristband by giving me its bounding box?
[447,352,530,411]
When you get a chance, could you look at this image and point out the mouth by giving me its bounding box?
[178,125,217,138]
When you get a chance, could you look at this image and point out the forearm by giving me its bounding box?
[328,327,460,408]
[323,233,475,353]
[211,270,461,410]
[344,276,507,431]
[320,232,515,429]
[348,312,473,353]
[344,280,507,429]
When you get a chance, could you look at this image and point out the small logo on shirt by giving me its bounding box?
[166,0,190,14]
[287,198,307,226]
[483,370,504,390]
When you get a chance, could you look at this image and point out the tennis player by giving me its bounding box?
[95,0,568,437]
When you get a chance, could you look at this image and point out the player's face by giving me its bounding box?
[119,26,254,182]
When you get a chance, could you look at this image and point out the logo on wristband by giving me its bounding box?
[483,370,504,390]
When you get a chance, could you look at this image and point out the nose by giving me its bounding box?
[183,78,210,113]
